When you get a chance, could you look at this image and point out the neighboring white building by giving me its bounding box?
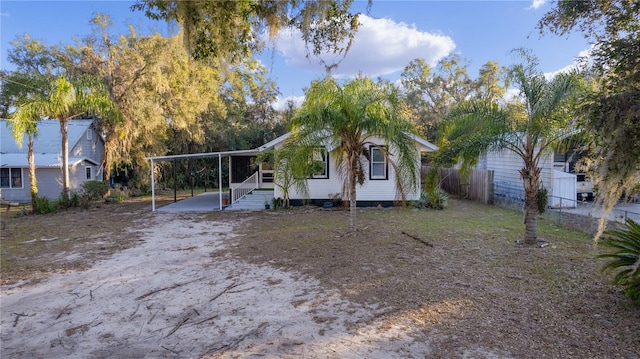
[1,119,105,203]
[477,149,578,208]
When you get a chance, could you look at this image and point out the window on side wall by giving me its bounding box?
[86,129,93,140]
[0,168,23,188]
[85,167,93,180]
[311,147,329,179]
[370,146,388,180]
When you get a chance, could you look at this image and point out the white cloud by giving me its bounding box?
[503,87,520,103]
[270,14,455,79]
[528,0,547,10]
[544,47,594,80]
[272,95,305,111]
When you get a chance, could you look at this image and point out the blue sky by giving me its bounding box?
[1,1,591,109]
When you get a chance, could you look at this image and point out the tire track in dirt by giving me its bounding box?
[1,213,435,358]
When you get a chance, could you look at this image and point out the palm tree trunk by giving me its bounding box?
[27,134,38,211]
[523,196,539,245]
[520,165,541,245]
[348,154,358,231]
[61,118,70,201]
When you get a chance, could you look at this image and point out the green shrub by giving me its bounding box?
[138,183,150,195]
[411,192,429,209]
[413,189,448,210]
[82,180,109,201]
[425,187,449,210]
[537,187,548,214]
[272,197,283,210]
[33,196,60,214]
[597,218,640,301]
[70,192,82,208]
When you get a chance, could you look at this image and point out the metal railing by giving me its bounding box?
[230,172,259,204]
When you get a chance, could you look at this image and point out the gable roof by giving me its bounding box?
[146,131,438,162]
[1,153,99,168]
[1,119,96,154]
[256,130,439,152]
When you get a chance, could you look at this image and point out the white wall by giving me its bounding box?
[479,149,554,200]
[551,170,577,208]
[274,137,424,202]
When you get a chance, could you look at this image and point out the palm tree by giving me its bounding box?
[11,75,119,202]
[7,109,39,210]
[436,50,579,245]
[288,76,419,231]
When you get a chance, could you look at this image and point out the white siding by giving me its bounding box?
[71,128,104,166]
[551,170,577,208]
[38,168,64,200]
[0,168,28,203]
[0,162,100,203]
[479,149,554,199]
[275,137,423,202]
[1,168,65,203]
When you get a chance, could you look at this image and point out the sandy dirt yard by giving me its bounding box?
[1,212,432,358]
[2,200,639,358]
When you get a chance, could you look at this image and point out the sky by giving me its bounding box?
[1,1,591,109]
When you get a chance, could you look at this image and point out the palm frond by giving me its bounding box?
[598,218,640,300]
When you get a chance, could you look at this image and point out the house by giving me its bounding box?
[0,119,105,203]
[477,149,578,208]
[146,131,438,210]
[251,131,439,206]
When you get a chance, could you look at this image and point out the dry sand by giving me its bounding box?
[1,213,437,358]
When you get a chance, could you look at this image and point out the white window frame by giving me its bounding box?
[0,168,24,188]
[86,129,93,140]
[370,146,388,180]
[311,147,329,179]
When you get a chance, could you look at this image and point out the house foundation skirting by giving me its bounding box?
[288,199,396,208]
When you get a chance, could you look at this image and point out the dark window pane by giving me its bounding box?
[1,168,10,188]
[11,169,22,188]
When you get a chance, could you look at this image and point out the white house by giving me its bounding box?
[0,119,105,203]
[259,132,438,206]
[146,131,438,210]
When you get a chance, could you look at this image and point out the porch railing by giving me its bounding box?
[231,172,259,203]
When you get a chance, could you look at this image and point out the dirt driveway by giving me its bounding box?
[1,212,432,358]
[2,199,640,358]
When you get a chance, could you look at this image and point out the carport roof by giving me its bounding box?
[145,149,259,162]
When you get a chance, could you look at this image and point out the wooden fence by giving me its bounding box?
[422,167,495,204]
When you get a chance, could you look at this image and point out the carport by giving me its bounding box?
[146,149,257,212]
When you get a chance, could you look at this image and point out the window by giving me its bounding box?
[1,168,23,188]
[311,147,329,179]
[86,129,93,140]
[85,167,93,180]
[370,146,387,180]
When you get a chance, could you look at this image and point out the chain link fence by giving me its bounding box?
[492,182,640,235]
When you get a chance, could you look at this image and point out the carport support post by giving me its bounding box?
[218,154,222,210]
[151,159,156,211]
[173,158,177,203]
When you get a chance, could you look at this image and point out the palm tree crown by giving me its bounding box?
[437,50,580,245]
[288,76,419,231]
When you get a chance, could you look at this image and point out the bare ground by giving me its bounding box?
[1,198,639,358]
